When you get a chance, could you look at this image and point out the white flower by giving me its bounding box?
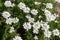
[33,28,39,34]
[12,17,19,23]
[55,20,58,23]
[18,2,26,10]
[4,1,12,7]
[23,22,32,31]
[6,18,13,25]
[25,15,31,19]
[44,9,51,15]
[39,15,42,18]
[46,15,56,21]
[34,35,38,40]
[46,3,53,9]
[23,7,30,13]
[6,17,19,25]
[33,21,40,34]
[9,26,15,33]
[44,30,52,38]
[54,13,59,17]
[26,15,35,23]
[44,9,56,21]
[55,0,60,3]
[2,11,11,19]
[41,23,50,31]
[34,2,41,5]
[31,9,38,15]
[43,3,46,5]
[50,15,56,21]
[52,29,60,36]
[11,3,15,7]
[33,21,40,29]
[13,36,22,40]
[28,17,35,23]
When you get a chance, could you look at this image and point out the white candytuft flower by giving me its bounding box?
[34,2,41,5]
[13,36,22,40]
[26,15,35,23]
[46,3,53,9]
[44,30,52,38]
[31,9,38,15]
[33,21,40,34]
[39,15,42,18]
[41,23,50,31]
[11,3,15,7]
[52,29,60,36]
[44,9,56,21]
[55,0,60,3]
[4,1,12,7]
[5,17,19,25]
[33,21,40,29]
[9,26,15,33]
[55,20,58,23]
[2,11,11,19]
[23,22,32,31]
[6,18,13,25]
[34,35,38,40]
[23,7,30,13]
[44,9,51,15]
[18,2,30,13]
[25,15,31,19]
[33,28,39,34]
[28,17,35,23]
[12,17,19,23]
[18,2,26,10]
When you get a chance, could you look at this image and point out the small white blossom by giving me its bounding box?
[9,26,15,33]
[2,11,11,19]
[55,20,58,23]
[26,15,35,23]
[18,2,26,10]
[34,35,38,40]
[43,3,46,5]
[44,30,52,38]
[33,21,40,29]
[53,29,60,36]
[23,7,30,13]
[54,13,59,17]
[4,1,12,7]
[44,9,51,15]
[13,36,22,40]
[46,3,53,9]
[34,2,41,5]
[12,17,19,23]
[11,3,15,7]
[6,18,13,25]
[28,17,35,23]
[23,22,32,31]
[31,9,38,15]
[25,15,31,19]
[33,21,40,34]
[41,23,50,31]
[39,15,42,18]
[33,28,39,34]
[6,17,19,25]
[44,9,56,21]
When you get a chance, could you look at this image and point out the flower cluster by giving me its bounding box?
[4,1,15,7]
[13,36,22,40]
[0,0,60,40]
[2,11,19,25]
